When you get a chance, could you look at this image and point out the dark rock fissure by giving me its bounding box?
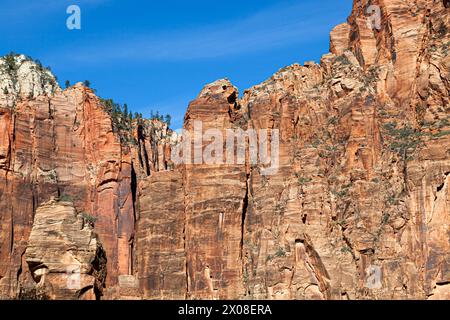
[130,162,138,222]
[240,173,249,261]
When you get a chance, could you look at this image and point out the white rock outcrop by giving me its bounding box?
[0,54,60,106]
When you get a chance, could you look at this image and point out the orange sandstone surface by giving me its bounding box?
[0,0,449,300]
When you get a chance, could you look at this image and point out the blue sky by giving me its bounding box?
[0,0,352,128]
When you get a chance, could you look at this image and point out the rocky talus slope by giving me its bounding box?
[0,0,449,300]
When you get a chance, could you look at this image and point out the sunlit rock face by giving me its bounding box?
[136,0,449,300]
[0,54,59,107]
[0,0,449,300]
[0,70,173,299]
[21,200,106,300]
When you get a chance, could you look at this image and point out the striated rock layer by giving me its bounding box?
[135,0,450,300]
[21,199,106,300]
[0,74,174,298]
[0,0,449,300]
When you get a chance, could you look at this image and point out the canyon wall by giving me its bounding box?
[135,0,449,300]
[0,0,449,300]
[0,65,174,298]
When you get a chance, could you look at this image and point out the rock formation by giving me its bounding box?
[0,0,449,300]
[20,199,106,300]
[0,59,175,298]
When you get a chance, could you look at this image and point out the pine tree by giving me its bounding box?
[65,80,70,88]
[83,80,91,88]
[165,114,172,126]
[123,103,129,119]
[4,53,17,74]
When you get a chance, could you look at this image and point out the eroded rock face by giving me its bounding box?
[0,83,130,296]
[0,0,449,300]
[136,171,186,299]
[135,0,449,300]
[0,80,173,298]
[182,79,248,299]
[0,54,59,106]
[20,200,106,300]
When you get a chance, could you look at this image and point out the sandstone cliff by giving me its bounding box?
[0,59,175,298]
[0,0,449,300]
[20,199,106,300]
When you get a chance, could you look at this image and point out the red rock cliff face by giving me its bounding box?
[0,83,133,296]
[0,72,173,298]
[0,0,449,300]
[135,0,449,300]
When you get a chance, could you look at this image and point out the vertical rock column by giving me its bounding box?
[182,80,248,299]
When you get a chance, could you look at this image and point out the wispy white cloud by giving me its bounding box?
[50,2,341,63]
